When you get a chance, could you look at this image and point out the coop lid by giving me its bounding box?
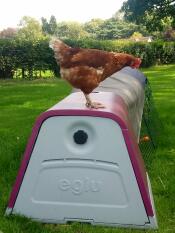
[120,67,147,86]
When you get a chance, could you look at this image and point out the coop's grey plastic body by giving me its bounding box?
[6,69,157,229]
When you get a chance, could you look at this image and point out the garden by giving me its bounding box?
[0,0,175,232]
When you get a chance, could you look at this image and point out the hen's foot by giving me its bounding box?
[86,102,105,109]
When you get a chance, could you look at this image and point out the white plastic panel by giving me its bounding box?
[33,160,127,206]
[13,116,149,225]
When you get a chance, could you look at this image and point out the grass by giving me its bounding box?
[0,64,175,233]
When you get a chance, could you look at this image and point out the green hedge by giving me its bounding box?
[0,38,175,79]
[0,38,58,79]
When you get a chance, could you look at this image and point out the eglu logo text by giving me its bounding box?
[58,177,102,195]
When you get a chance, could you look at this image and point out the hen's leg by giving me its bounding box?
[84,93,105,109]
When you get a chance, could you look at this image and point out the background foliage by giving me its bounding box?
[121,0,175,32]
[0,38,175,79]
[0,38,58,79]
[0,0,175,79]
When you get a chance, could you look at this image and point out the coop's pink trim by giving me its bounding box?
[7,92,154,217]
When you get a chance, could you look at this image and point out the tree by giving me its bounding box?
[17,16,44,41]
[95,18,139,40]
[56,21,89,39]
[49,15,57,35]
[41,15,57,35]
[121,0,175,31]
[0,39,18,78]
[41,17,50,35]
[84,19,104,38]
[84,17,145,40]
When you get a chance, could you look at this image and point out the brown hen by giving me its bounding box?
[50,39,141,108]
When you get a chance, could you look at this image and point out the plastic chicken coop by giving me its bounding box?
[6,67,158,229]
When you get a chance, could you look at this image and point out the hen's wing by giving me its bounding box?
[62,48,113,69]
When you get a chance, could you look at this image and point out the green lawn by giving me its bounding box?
[0,65,175,233]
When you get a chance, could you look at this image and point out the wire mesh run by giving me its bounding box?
[139,80,163,165]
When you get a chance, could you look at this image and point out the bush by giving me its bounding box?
[0,38,175,79]
[0,39,18,78]
[0,38,59,79]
